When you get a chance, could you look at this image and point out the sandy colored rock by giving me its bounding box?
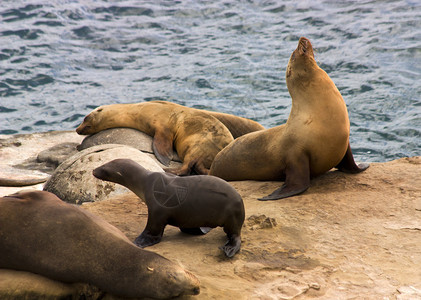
[44,144,164,204]
[77,128,154,152]
[37,142,79,168]
[0,131,84,195]
[77,128,182,168]
[0,132,420,299]
[81,157,421,299]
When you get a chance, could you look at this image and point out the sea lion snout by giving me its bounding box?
[76,124,91,135]
[92,165,114,181]
[92,167,104,179]
[298,37,314,57]
[173,268,200,296]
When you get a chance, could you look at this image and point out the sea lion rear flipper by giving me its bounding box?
[258,156,310,201]
[335,143,369,173]
[165,159,209,176]
[152,130,175,166]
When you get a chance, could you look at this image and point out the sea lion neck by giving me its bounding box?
[93,159,151,201]
[286,37,324,114]
[115,162,150,201]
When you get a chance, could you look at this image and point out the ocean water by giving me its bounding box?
[0,0,420,162]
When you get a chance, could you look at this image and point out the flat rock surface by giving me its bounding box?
[0,131,420,299]
[82,157,421,299]
[0,131,84,195]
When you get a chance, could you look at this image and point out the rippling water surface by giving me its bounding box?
[0,0,420,162]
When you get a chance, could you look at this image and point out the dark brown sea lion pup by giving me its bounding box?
[0,190,200,299]
[93,158,245,258]
[210,37,369,201]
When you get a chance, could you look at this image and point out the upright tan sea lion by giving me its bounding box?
[93,159,245,258]
[0,190,200,299]
[76,101,234,175]
[210,37,369,200]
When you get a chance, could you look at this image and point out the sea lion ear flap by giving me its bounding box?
[152,129,175,166]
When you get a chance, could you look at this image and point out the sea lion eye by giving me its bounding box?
[97,108,103,112]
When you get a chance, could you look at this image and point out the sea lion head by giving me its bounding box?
[286,37,317,81]
[76,105,119,135]
[92,158,138,185]
[154,266,200,298]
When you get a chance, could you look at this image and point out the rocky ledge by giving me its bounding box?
[0,131,420,299]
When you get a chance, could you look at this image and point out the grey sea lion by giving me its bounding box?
[93,158,245,258]
[210,37,369,200]
[0,190,200,299]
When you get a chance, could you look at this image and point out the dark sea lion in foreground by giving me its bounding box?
[76,101,234,176]
[93,158,245,258]
[210,37,369,200]
[0,190,200,299]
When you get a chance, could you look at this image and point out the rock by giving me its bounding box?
[246,214,277,230]
[396,286,421,300]
[37,142,79,168]
[77,128,181,162]
[0,166,49,187]
[2,131,421,299]
[43,144,163,204]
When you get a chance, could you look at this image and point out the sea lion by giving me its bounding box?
[205,110,264,138]
[93,158,245,258]
[0,190,200,299]
[76,101,234,176]
[210,37,369,200]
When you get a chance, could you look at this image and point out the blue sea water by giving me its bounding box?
[0,0,420,162]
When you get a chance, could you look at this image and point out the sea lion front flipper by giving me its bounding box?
[134,217,165,248]
[152,129,175,166]
[134,229,163,248]
[258,155,310,201]
[335,143,369,173]
[219,234,241,258]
